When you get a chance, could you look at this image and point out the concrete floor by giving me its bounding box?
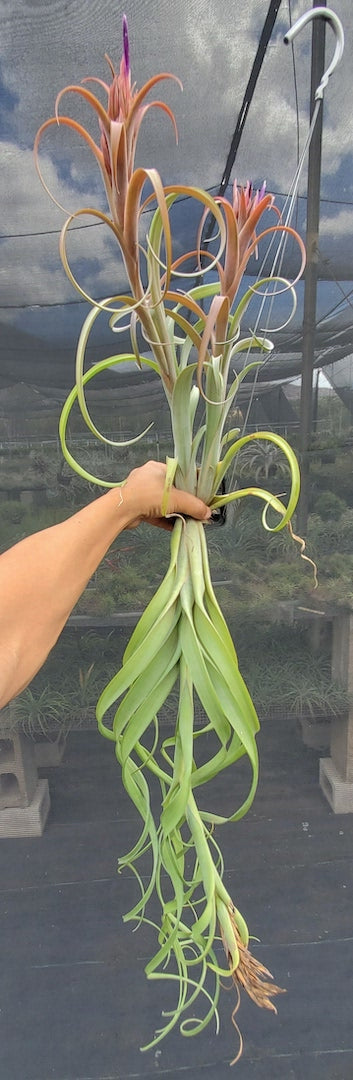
[1,716,353,1080]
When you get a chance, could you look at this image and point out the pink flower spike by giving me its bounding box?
[122,14,130,75]
[232,179,239,215]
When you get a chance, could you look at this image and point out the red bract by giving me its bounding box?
[35,15,181,233]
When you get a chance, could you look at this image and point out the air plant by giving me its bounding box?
[36,15,308,1061]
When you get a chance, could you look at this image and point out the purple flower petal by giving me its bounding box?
[122,14,130,74]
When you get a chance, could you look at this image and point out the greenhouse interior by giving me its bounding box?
[1,1,353,1077]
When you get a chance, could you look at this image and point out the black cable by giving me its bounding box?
[217,0,283,198]
[1,192,352,242]
[288,0,300,176]
[201,0,283,256]
[288,0,300,237]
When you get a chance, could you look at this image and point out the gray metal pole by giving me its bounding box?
[296,0,327,535]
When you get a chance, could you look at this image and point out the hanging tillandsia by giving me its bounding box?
[36,15,309,1062]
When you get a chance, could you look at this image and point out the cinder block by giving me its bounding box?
[0,734,38,809]
[330,712,353,782]
[0,779,50,837]
[319,757,353,814]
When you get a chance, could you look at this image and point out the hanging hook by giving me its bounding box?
[284,7,344,100]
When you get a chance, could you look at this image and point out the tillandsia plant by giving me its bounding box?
[36,15,309,1061]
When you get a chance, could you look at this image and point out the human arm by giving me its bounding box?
[0,461,211,708]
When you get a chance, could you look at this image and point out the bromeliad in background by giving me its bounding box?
[35,14,308,1062]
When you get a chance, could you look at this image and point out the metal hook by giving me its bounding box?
[284,7,344,100]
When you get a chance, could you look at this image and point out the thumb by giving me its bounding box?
[168,489,212,522]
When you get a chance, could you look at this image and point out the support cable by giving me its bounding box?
[201,0,283,254]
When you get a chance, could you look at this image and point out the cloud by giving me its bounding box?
[320,207,353,238]
[1,0,352,328]
[179,0,353,194]
[0,140,132,309]
[1,0,352,195]
[0,60,19,140]
[1,140,89,236]
[319,206,353,274]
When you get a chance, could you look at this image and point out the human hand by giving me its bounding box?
[121,460,212,529]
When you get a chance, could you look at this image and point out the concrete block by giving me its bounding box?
[331,612,353,693]
[328,614,353,789]
[320,757,353,814]
[0,734,38,809]
[0,779,50,837]
[330,711,353,782]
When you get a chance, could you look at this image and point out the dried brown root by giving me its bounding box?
[287,520,318,588]
[231,923,285,1011]
[219,906,286,1066]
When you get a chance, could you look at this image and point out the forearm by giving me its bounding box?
[0,461,211,709]
[0,487,129,708]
